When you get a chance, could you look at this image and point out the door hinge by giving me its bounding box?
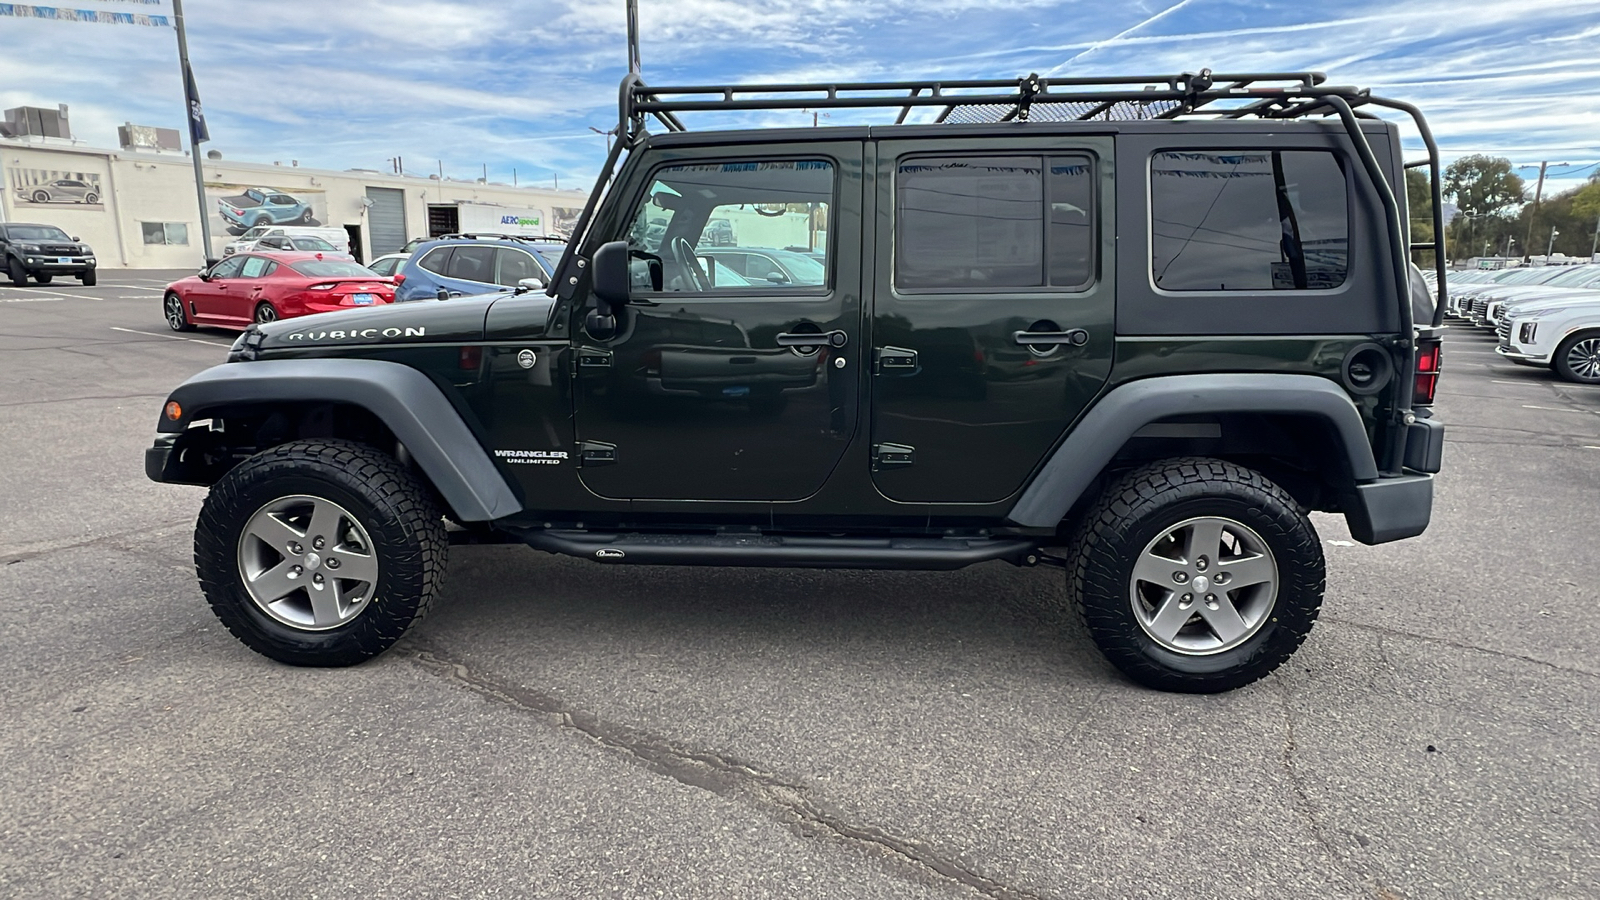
[872,442,915,469]
[875,346,918,373]
[577,348,613,369]
[579,440,618,466]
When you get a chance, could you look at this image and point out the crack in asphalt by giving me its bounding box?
[0,392,169,408]
[0,519,194,564]
[1271,675,1380,900]
[403,641,1052,900]
[1321,617,1599,680]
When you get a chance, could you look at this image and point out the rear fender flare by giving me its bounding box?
[157,358,521,522]
[1007,374,1378,528]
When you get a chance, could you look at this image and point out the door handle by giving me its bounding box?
[1012,329,1088,347]
[775,330,847,349]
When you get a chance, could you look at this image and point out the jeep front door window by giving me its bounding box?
[627,160,833,293]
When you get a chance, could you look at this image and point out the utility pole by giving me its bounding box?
[1591,212,1599,260]
[1522,161,1548,263]
[171,0,213,262]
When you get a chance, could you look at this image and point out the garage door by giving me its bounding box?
[366,187,406,255]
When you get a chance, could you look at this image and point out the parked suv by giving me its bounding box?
[145,70,1448,693]
[393,233,562,301]
[1,222,97,286]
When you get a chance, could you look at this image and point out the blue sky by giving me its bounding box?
[2,0,1598,194]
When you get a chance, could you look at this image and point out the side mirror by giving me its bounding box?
[71,236,81,242]
[592,240,631,307]
[517,276,546,292]
[436,288,450,302]
[197,268,211,282]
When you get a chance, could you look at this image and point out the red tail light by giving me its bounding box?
[393,274,406,285]
[459,346,482,370]
[1413,339,1441,406]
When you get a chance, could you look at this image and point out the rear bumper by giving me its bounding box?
[1345,472,1434,545]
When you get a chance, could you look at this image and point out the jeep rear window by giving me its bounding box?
[1151,150,1349,292]
[894,154,1095,291]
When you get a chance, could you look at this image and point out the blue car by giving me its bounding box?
[393,235,564,302]
[218,187,314,230]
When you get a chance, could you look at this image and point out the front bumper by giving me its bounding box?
[1495,346,1551,365]
[21,255,96,275]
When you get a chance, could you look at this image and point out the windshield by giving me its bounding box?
[5,225,71,241]
[291,260,378,277]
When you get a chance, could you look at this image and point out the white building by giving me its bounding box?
[0,137,591,268]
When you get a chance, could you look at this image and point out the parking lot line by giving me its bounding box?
[1521,404,1593,414]
[109,325,230,347]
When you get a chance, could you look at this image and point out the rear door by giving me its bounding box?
[572,145,863,501]
[439,244,497,295]
[868,137,1115,503]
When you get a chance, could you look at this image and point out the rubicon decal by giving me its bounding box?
[286,326,426,342]
[495,449,568,465]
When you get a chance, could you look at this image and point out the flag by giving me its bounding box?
[183,62,209,144]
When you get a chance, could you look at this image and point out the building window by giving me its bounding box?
[1151,150,1349,292]
[142,222,190,246]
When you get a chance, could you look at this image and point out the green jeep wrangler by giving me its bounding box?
[147,70,1448,692]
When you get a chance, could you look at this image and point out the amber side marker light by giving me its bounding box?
[164,401,183,421]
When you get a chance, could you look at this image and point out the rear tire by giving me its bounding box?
[164,291,195,331]
[7,258,27,286]
[1065,457,1324,693]
[254,302,278,324]
[194,440,448,666]
[1553,332,1600,384]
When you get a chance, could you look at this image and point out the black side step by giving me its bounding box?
[518,530,1040,571]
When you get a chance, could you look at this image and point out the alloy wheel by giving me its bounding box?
[164,294,186,330]
[255,304,277,324]
[1565,338,1600,381]
[1129,515,1279,655]
[236,494,379,631]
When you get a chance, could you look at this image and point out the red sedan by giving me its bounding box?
[163,252,394,331]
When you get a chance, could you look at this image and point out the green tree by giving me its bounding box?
[1443,154,1526,218]
[1405,169,1437,267]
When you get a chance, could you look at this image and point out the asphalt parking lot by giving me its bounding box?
[1,270,1597,899]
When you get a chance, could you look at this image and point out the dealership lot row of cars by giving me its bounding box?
[1434,262,1600,383]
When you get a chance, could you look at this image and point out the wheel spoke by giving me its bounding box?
[1131,551,1178,587]
[1197,595,1249,645]
[330,549,378,585]
[1181,519,1225,565]
[1145,593,1194,643]
[245,512,305,553]
[1218,553,1274,589]
[247,558,304,603]
[306,500,344,549]
[306,583,343,628]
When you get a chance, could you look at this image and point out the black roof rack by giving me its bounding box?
[436,232,568,243]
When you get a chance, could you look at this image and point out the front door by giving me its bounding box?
[573,146,863,501]
[869,138,1116,503]
[189,255,246,324]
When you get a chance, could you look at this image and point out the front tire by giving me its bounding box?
[35,274,52,285]
[194,440,447,666]
[79,270,97,286]
[1553,332,1600,384]
[7,258,27,286]
[1065,458,1325,693]
[164,292,195,331]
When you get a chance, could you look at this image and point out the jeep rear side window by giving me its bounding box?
[1151,150,1348,291]
[895,154,1095,291]
[627,159,833,293]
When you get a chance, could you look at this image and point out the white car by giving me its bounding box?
[365,252,410,277]
[1480,265,1600,328]
[1496,291,1600,383]
[222,225,351,257]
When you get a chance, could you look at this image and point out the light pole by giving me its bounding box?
[1547,226,1560,258]
[588,126,615,153]
[1591,213,1599,260]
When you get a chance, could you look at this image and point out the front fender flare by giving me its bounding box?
[154,359,521,522]
[1007,374,1379,528]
